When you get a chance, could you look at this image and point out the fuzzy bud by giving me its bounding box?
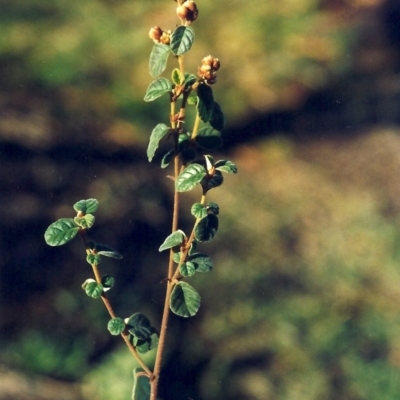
[198,55,220,85]
[149,26,163,43]
[176,1,198,23]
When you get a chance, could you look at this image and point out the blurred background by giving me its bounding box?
[2,0,400,399]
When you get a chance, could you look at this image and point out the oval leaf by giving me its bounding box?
[196,84,214,122]
[191,202,207,219]
[44,218,79,246]
[176,163,206,192]
[171,68,184,85]
[170,282,201,317]
[82,280,103,299]
[144,77,172,102]
[73,198,98,214]
[149,43,170,78]
[86,253,101,266]
[107,317,125,336]
[74,213,95,229]
[159,229,186,252]
[195,126,222,150]
[147,123,170,162]
[215,160,238,174]
[170,26,194,56]
[188,252,213,272]
[180,262,196,277]
[195,214,219,242]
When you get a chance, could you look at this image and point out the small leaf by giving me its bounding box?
[184,73,197,89]
[74,213,95,229]
[94,243,123,259]
[102,275,115,291]
[126,313,154,341]
[82,279,103,299]
[215,160,238,174]
[191,203,207,219]
[86,253,101,265]
[147,123,170,162]
[132,368,150,400]
[171,68,184,85]
[195,126,222,150]
[159,229,186,252]
[144,77,172,102]
[210,101,225,131]
[195,214,219,242]
[196,84,214,122]
[149,43,170,78]
[172,250,182,264]
[107,317,125,335]
[135,333,159,354]
[180,262,196,277]
[188,252,213,272]
[161,149,174,168]
[170,282,201,317]
[44,218,79,246]
[176,164,206,192]
[170,26,194,56]
[206,202,220,215]
[73,199,99,214]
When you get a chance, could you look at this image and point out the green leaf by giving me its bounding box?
[161,149,174,168]
[170,282,201,317]
[188,252,213,272]
[107,317,125,336]
[73,198,98,214]
[132,368,150,400]
[170,26,194,56]
[191,202,207,219]
[180,262,196,277]
[144,77,172,102]
[210,101,225,131]
[196,84,214,122]
[184,73,197,89]
[134,333,159,354]
[74,213,95,229]
[195,214,219,242]
[126,313,154,341]
[171,68,184,85]
[147,123,170,162]
[44,218,79,246]
[86,253,101,265]
[176,164,206,192]
[195,126,222,150]
[159,230,186,252]
[215,160,238,174]
[82,279,103,299]
[94,243,123,259]
[102,275,115,291]
[149,43,170,78]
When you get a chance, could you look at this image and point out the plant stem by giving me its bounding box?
[150,150,181,400]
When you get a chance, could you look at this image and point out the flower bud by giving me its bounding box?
[176,1,198,23]
[149,26,163,43]
[198,55,220,84]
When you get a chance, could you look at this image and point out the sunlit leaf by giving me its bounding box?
[176,163,206,192]
[191,202,207,219]
[180,262,196,277]
[73,198,99,214]
[107,317,125,335]
[147,123,170,162]
[170,26,194,56]
[170,282,201,317]
[149,43,170,78]
[86,253,101,266]
[215,160,238,174]
[188,252,213,272]
[74,213,95,229]
[144,77,172,102]
[159,230,186,252]
[44,218,79,246]
[171,68,184,85]
[82,279,103,299]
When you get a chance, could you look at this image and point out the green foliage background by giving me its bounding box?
[1,1,399,400]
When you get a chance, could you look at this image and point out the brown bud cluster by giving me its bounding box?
[176,1,198,23]
[198,55,220,85]
[149,26,171,44]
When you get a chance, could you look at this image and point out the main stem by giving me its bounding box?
[150,147,181,400]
